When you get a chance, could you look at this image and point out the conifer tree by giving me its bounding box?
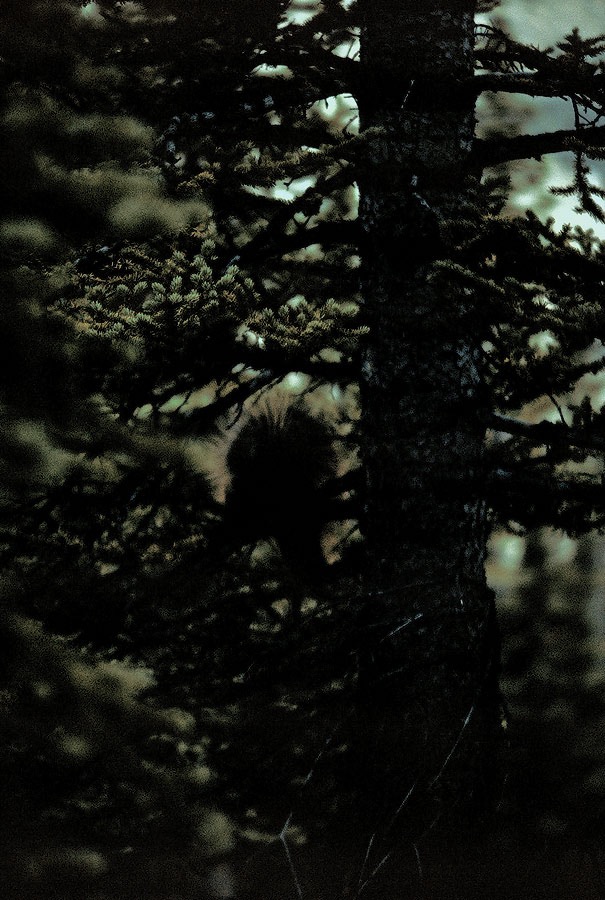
[4,1,605,898]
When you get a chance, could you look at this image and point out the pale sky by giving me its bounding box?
[490,0,605,235]
[498,0,604,44]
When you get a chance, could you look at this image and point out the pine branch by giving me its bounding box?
[255,44,359,87]
[216,166,358,270]
[171,353,357,436]
[473,124,605,168]
[487,467,605,527]
[170,371,280,435]
[221,219,360,270]
[471,71,605,100]
[489,411,605,454]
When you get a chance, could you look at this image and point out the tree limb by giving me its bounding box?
[473,124,605,168]
[488,411,605,454]
[471,71,605,101]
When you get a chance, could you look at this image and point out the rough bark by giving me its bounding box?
[356,0,501,840]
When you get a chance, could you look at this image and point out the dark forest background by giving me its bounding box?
[4,2,605,898]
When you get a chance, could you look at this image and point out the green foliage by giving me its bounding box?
[245,295,366,361]
[58,240,263,414]
[0,611,230,900]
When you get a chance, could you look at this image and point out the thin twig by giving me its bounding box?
[279,817,304,900]
[357,834,375,889]
[547,393,569,427]
[428,704,475,789]
[413,843,423,881]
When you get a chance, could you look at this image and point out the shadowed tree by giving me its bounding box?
[354,0,500,839]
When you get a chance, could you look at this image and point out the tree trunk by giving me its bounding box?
[356,0,501,839]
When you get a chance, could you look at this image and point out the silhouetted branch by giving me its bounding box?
[473,125,605,168]
[471,71,605,100]
[489,411,605,454]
